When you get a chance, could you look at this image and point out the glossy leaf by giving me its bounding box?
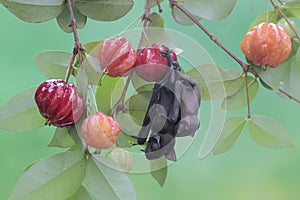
[248,115,293,148]
[282,0,300,3]
[76,67,89,95]
[171,5,200,26]
[249,11,280,29]
[281,3,300,18]
[142,27,183,54]
[0,0,63,23]
[10,151,86,200]
[186,64,244,100]
[149,12,164,28]
[222,77,259,110]
[95,76,124,114]
[48,127,75,148]
[131,72,154,94]
[127,91,152,126]
[213,116,247,155]
[151,0,163,7]
[74,0,134,21]
[254,47,300,99]
[0,87,45,132]
[115,112,141,137]
[66,185,93,200]
[150,157,168,187]
[34,51,72,79]
[86,155,137,200]
[83,40,102,54]
[57,3,87,33]
[180,0,237,21]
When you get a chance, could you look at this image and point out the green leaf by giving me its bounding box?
[150,0,163,7]
[222,77,259,111]
[127,91,152,126]
[34,51,72,79]
[1,0,64,23]
[83,40,102,54]
[95,76,124,114]
[248,115,293,148]
[66,185,93,200]
[213,116,247,155]
[180,0,237,21]
[131,71,154,94]
[249,11,280,29]
[171,5,201,26]
[48,127,75,148]
[86,155,137,200]
[56,2,87,33]
[10,151,86,200]
[142,27,183,54]
[150,157,168,187]
[149,12,164,28]
[282,0,300,3]
[254,47,300,99]
[0,87,45,132]
[74,0,134,21]
[76,67,89,95]
[281,3,300,18]
[115,112,141,137]
[186,64,245,100]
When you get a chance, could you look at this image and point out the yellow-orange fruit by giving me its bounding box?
[81,112,120,149]
[240,22,292,68]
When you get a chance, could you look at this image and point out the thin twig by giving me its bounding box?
[270,0,300,39]
[266,0,269,22]
[245,74,251,118]
[65,53,76,82]
[156,0,163,13]
[66,0,86,83]
[169,0,258,77]
[278,88,300,104]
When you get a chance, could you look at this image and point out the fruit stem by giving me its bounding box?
[155,0,163,13]
[244,73,252,119]
[270,0,300,39]
[168,0,258,77]
[266,0,269,22]
[278,88,300,104]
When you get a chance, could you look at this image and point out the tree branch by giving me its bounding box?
[270,0,300,39]
[278,88,300,104]
[65,0,86,83]
[169,0,258,77]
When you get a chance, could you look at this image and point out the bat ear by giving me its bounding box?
[165,148,177,161]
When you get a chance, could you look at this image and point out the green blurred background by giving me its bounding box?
[1,1,300,200]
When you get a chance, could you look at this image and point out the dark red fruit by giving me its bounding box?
[135,44,177,82]
[97,37,137,77]
[35,79,84,127]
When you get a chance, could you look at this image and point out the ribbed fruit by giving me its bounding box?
[135,44,177,81]
[35,79,84,127]
[106,147,134,171]
[81,112,121,149]
[97,37,137,77]
[240,22,292,68]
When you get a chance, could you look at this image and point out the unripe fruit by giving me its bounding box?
[35,79,84,127]
[135,44,177,82]
[106,147,134,172]
[81,112,121,149]
[97,37,137,77]
[240,22,292,68]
